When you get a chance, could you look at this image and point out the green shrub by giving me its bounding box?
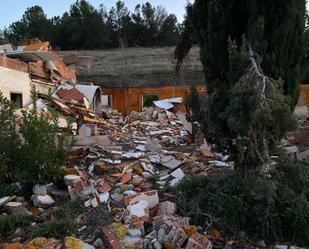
[18,108,73,194]
[0,88,74,195]
[30,220,77,239]
[0,92,21,183]
[48,200,84,220]
[30,200,83,239]
[0,214,32,236]
[174,158,309,246]
[0,184,21,197]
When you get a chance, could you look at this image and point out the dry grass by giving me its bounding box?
[60,46,204,87]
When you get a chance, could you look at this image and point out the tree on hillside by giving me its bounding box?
[129,2,180,47]
[54,0,111,50]
[4,6,52,43]
[157,14,180,46]
[177,0,306,169]
[140,2,157,46]
[4,1,181,49]
[108,1,132,48]
[130,4,146,47]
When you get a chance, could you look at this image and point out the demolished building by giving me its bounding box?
[1,39,308,249]
[0,39,102,113]
[102,86,207,114]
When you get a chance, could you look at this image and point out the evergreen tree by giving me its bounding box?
[183,0,306,164]
[130,4,145,47]
[108,1,132,48]
[141,2,158,46]
[4,6,52,43]
[54,0,110,50]
[157,14,180,46]
[4,1,181,49]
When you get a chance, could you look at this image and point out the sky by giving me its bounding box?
[0,0,192,30]
[1,1,307,30]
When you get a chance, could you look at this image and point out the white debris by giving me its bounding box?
[99,192,110,203]
[122,151,145,159]
[103,159,122,164]
[31,194,55,208]
[171,168,185,180]
[127,200,149,219]
[153,97,183,110]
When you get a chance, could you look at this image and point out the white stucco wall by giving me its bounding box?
[0,66,32,107]
[32,81,56,96]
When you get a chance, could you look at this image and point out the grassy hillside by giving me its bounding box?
[60,46,204,87]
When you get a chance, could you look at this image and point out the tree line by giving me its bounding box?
[3,0,182,50]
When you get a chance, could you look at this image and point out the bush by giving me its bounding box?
[0,92,21,183]
[0,184,21,197]
[0,88,74,195]
[0,214,32,237]
[30,200,84,239]
[30,220,77,239]
[18,104,74,193]
[174,158,309,246]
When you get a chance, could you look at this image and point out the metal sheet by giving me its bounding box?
[5,51,61,62]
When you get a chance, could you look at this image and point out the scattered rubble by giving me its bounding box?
[7,98,306,247]
[0,101,237,249]
[3,38,304,249]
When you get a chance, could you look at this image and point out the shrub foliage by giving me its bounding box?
[175,158,309,246]
[0,88,74,194]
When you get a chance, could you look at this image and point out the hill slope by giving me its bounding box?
[61,46,204,87]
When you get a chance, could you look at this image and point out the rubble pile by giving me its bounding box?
[59,107,234,248]
[0,105,235,249]
[1,38,307,249]
[282,119,309,162]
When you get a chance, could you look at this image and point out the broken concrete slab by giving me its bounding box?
[127,190,159,209]
[177,112,192,134]
[32,184,47,195]
[64,175,81,185]
[0,196,16,206]
[161,156,183,170]
[170,168,185,180]
[185,233,213,249]
[75,134,112,146]
[127,200,149,221]
[31,194,55,208]
[158,201,176,216]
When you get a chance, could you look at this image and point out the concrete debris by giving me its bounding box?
[32,184,48,196]
[126,200,149,221]
[208,160,234,169]
[158,201,176,216]
[0,196,16,206]
[281,119,309,162]
[31,195,55,208]
[186,233,213,249]
[170,168,185,186]
[126,190,159,209]
[161,156,183,170]
[0,40,235,248]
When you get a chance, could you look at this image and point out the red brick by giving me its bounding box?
[101,226,123,249]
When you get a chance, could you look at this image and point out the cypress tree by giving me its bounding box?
[186,0,306,157]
